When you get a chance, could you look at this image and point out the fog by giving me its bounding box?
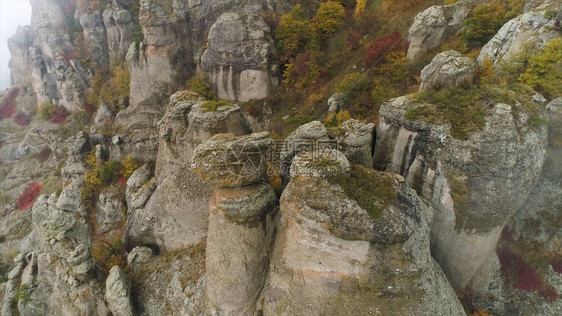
[0,0,32,90]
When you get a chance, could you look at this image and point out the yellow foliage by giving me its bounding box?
[313,1,345,39]
[354,0,367,17]
[267,162,282,193]
[324,110,352,127]
[121,155,139,178]
[86,148,97,167]
[471,309,494,316]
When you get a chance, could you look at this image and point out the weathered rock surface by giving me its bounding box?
[192,132,272,188]
[328,119,375,168]
[477,10,561,65]
[260,150,464,315]
[128,243,207,316]
[103,3,134,63]
[201,12,278,101]
[471,97,562,315]
[125,94,252,251]
[373,95,548,292]
[193,132,276,315]
[126,246,153,270]
[419,50,476,91]
[407,0,477,61]
[106,266,134,316]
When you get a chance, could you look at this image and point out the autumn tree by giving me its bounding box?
[275,5,313,62]
[313,1,345,39]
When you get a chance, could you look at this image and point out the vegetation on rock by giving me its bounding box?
[0,87,19,119]
[327,164,397,220]
[16,182,43,211]
[187,72,216,100]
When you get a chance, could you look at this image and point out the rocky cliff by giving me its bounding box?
[1,0,562,315]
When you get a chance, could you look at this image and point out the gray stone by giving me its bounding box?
[94,102,115,126]
[106,266,134,316]
[327,93,344,112]
[260,150,464,315]
[419,50,476,91]
[407,0,476,61]
[477,11,560,65]
[126,246,153,270]
[330,119,375,168]
[201,12,278,101]
[192,132,271,188]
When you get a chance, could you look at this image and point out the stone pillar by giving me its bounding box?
[192,132,276,315]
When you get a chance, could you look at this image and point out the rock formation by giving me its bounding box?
[125,92,252,251]
[260,149,465,315]
[477,10,561,65]
[106,266,134,316]
[419,50,476,91]
[373,95,548,292]
[192,132,276,314]
[201,12,279,102]
[407,0,478,61]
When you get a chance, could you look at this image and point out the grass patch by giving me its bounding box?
[406,86,488,140]
[200,100,230,112]
[327,164,397,220]
[56,111,92,140]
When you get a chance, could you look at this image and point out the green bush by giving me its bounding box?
[461,2,508,46]
[406,86,488,140]
[15,284,32,306]
[38,103,56,120]
[187,72,216,100]
[201,100,230,112]
[326,164,397,220]
[519,38,562,99]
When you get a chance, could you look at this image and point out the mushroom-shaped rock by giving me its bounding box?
[419,50,476,91]
[191,132,272,187]
[106,266,134,316]
[260,149,465,315]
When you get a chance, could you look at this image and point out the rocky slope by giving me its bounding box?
[1,0,562,315]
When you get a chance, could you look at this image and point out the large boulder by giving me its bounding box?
[106,266,134,316]
[201,12,278,101]
[477,10,561,65]
[102,3,134,63]
[373,95,548,292]
[419,50,476,91]
[260,150,464,315]
[407,0,477,61]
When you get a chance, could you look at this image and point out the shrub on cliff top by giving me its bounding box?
[327,164,397,220]
[187,72,216,100]
[519,38,562,99]
[17,182,43,211]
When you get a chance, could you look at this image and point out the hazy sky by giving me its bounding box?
[0,0,32,90]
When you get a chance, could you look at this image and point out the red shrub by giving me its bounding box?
[500,225,515,242]
[13,112,30,126]
[16,182,43,211]
[0,87,20,119]
[84,101,97,113]
[37,147,52,162]
[497,247,559,301]
[551,258,562,274]
[363,30,408,65]
[116,177,127,185]
[50,106,68,124]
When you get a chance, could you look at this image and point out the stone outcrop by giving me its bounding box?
[126,246,153,270]
[419,50,476,91]
[260,149,464,315]
[192,132,276,315]
[477,10,561,65]
[407,0,477,61]
[106,266,134,316]
[102,3,134,63]
[471,98,562,315]
[125,93,252,251]
[78,10,109,67]
[280,120,375,185]
[373,95,548,292]
[201,12,279,101]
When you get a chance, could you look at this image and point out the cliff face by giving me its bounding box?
[1,0,562,315]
